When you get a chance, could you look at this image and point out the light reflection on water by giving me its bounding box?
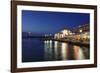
[61,43,68,60]
[44,40,89,61]
[22,39,89,62]
[73,46,85,60]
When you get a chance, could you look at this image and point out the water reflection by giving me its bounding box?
[44,40,54,61]
[44,40,89,61]
[73,46,85,60]
[22,39,89,62]
[61,43,68,60]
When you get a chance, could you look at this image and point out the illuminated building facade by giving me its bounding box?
[73,24,90,41]
[54,29,73,39]
[74,24,89,34]
[54,24,90,42]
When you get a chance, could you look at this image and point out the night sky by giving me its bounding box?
[22,10,90,34]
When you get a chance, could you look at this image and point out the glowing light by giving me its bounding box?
[79,29,82,33]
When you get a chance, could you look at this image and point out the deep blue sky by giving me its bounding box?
[22,10,90,34]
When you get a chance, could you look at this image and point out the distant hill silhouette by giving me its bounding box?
[22,32,54,38]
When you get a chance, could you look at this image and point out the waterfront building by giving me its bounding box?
[54,24,90,42]
[54,29,73,39]
[73,24,90,41]
[74,24,89,33]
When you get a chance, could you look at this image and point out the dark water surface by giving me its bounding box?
[22,38,90,62]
